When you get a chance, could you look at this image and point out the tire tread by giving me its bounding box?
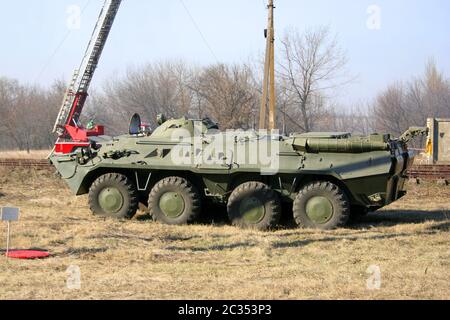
[148,176,201,224]
[227,181,281,231]
[88,173,139,219]
[293,181,350,230]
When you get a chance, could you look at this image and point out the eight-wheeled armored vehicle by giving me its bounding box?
[49,0,427,230]
[50,116,427,230]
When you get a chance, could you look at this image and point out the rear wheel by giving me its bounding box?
[227,182,281,231]
[293,181,350,230]
[148,177,201,225]
[89,173,139,219]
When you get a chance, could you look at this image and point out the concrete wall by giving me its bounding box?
[428,118,450,165]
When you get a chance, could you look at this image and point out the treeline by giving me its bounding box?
[1,27,450,151]
[0,78,65,151]
[372,59,450,137]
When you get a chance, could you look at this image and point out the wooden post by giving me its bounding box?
[260,0,276,130]
[6,221,10,258]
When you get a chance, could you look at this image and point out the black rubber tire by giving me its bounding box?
[89,173,139,219]
[148,176,201,225]
[227,181,281,231]
[293,181,350,230]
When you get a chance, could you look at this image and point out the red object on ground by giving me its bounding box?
[6,250,50,260]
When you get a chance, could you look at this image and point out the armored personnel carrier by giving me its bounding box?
[50,115,426,230]
[49,0,427,231]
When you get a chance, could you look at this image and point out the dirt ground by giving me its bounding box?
[0,167,448,300]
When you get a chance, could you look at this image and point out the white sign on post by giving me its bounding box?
[1,207,20,258]
[1,207,20,221]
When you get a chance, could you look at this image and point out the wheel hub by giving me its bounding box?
[239,197,266,223]
[98,187,124,214]
[159,192,185,218]
[306,196,334,224]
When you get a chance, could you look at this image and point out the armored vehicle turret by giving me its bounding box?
[50,115,427,231]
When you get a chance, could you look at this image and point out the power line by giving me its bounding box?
[34,0,93,83]
[178,0,219,63]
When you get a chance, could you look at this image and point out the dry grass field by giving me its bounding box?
[0,150,51,160]
[0,167,448,300]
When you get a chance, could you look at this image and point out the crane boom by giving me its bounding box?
[53,0,122,141]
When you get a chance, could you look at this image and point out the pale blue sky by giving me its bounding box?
[0,0,449,106]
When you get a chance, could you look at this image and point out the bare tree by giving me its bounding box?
[85,61,260,134]
[372,82,409,136]
[86,61,197,134]
[0,77,21,149]
[0,77,64,151]
[190,63,259,130]
[279,26,350,132]
[372,59,450,136]
[325,105,372,135]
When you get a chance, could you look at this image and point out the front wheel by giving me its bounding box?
[89,173,139,219]
[293,181,350,230]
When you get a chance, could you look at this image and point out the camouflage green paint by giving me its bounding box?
[50,118,426,215]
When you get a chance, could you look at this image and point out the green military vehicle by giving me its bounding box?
[49,0,427,231]
[50,115,427,231]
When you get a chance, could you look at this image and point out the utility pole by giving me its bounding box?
[259,0,276,131]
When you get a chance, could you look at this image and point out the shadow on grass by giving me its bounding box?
[427,221,450,231]
[198,208,450,230]
[183,202,297,228]
[271,231,435,249]
[89,233,200,242]
[270,211,450,249]
[137,202,231,226]
[136,203,450,233]
[57,247,108,258]
[349,210,450,228]
[86,210,450,253]
[166,242,256,252]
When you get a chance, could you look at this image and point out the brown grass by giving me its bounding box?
[0,167,449,300]
[0,150,51,160]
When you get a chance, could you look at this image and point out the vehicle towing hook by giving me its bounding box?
[399,127,429,144]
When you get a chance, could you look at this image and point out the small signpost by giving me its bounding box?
[1,207,20,258]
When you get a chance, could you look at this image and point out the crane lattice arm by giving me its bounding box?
[53,0,122,142]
